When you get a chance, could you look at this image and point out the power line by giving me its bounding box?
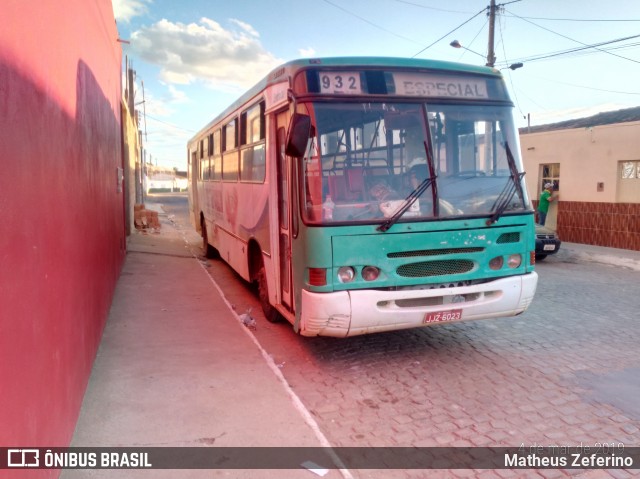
[505,8,640,65]
[412,7,486,58]
[390,0,474,14]
[497,13,525,117]
[503,14,640,22]
[145,114,196,133]
[321,0,421,45]
[458,16,490,60]
[501,34,640,65]
[526,74,640,96]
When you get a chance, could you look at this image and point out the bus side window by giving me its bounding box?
[240,101,266,183]
[200,157,208,180]
[241,145,265,182]
[212,129,222,180]
[222,119,239,181]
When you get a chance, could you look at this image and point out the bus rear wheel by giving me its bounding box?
[257,263,281,323]
[201,218,219,259]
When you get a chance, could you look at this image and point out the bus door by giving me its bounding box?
[276,111,293,311]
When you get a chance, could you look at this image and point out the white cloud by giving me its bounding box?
[299,47,316,57]
[112,0,151,23]
[228,19,259,38]
[166,84,188,104]
[134,87,170,119]
[130,17,282,90]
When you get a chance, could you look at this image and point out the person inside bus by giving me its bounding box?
[367,178,401,217]
[406,157,460,217]
[406,159,434,216]
[369,178,399,202]
[408,158,428,189]
[405,125,426,162]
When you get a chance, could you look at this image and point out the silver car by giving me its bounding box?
[535,224,561,261]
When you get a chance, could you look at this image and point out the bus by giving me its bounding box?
[188,57,538,337]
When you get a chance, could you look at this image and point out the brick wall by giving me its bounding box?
[556,202,640,251]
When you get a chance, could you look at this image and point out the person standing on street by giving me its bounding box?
[538,182,557,226]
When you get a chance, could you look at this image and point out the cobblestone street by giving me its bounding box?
[206,245,639,478]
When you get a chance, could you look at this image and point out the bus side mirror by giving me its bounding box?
[285,113,311,157]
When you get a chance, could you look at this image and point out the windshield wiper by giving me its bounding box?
[486,141,526,225]
[378,140,437,232]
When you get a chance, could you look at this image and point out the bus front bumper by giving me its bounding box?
[299,272,538,337]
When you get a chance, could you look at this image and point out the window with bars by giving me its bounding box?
[621,161,640,179]
[541,163,560,191]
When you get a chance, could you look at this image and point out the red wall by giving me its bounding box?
[0,0,124,472]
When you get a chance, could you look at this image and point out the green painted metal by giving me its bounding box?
[293,213,536,295]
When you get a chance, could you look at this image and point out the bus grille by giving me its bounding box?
[497,232,520,243]
[388,247,483,258]
[396,259,474,278]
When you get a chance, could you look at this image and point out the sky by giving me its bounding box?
[111,0,640,170]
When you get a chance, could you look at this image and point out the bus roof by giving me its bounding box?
[276,56,500,77]
[189,57,503,144]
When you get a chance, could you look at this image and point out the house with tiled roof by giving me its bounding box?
[520,106,640,251]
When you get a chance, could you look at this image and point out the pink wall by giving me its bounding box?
[0,0,124,472]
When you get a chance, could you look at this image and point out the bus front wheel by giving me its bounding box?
[257,263,281,323]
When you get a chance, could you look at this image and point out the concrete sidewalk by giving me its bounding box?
[552,240,640,272]
[64,205,347,479]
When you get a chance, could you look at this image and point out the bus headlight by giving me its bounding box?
[361,266,380,281]
[337,266,356,283]
[507,254,522,268]
[489,256,504,270]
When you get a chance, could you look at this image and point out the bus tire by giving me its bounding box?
[257,263,281,323]
[201,218,219,259]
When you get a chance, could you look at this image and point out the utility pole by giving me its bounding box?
[140,81,148,205]
[485,0,498,177]
[486,0,497,67]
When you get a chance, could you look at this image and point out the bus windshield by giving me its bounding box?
[300,101,529,225]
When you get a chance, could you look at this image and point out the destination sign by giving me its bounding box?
[393,73,488,99]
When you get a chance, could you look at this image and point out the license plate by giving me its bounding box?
[423,309,462,324]
[543,244,556,251]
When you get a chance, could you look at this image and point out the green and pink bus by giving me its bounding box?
[188,57,538,337]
